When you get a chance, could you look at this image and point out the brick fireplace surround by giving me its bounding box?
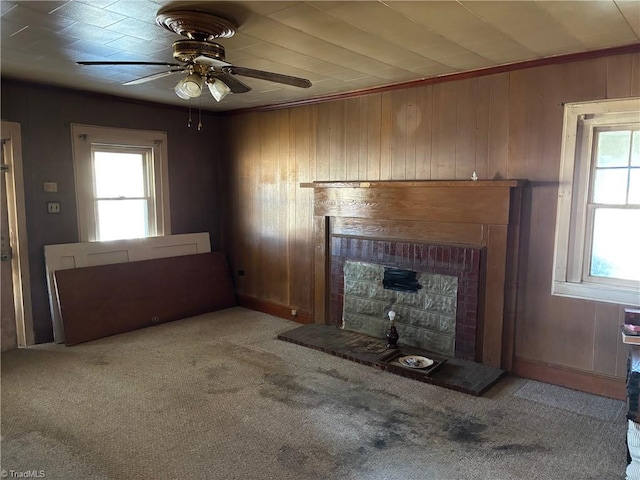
[304,180,524,369]
[330,238,483,360]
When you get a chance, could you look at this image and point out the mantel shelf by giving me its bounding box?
[300,180,527,188]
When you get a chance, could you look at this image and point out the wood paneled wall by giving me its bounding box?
[222,52,640,396]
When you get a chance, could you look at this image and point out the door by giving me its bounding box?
[1,121,33,347]
[1,144,17,350]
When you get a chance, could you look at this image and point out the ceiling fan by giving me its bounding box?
[76,7,312,103]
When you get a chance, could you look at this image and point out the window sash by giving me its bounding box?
[71,124,170,243]
[582,204,640,287]
[90,145,157,241]
[552,98,640,305]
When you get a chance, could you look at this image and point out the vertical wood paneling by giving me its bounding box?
[259,111,280,300]
[549,296,597,370]
[607,53,634,98]
[632,53,640,96]
[431,82,457,179]
[290,106,312,310]
[415,85,433,179]
[391,89,407,180]
[345,97,360,181]
[358,97,369,180]
[594,302,624,375]
[507,70,529,179]
[455,78,478,180]
[475,76,491,180]
[380,92,393,180]
[525,68,544,181]
[405,87,418,180]
[329,101,346,181]
[316,104,331,181]
[225,52,637,388]
[367,94,382,180]
[516,64,566,361]
[487,73,509,179]
[245,113,262,298]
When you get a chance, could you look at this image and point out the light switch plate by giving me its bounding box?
[43,182,58,193]
[47,202,60,214]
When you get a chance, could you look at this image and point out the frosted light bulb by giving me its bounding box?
[388,310,396,321]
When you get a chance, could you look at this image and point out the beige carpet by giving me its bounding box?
[0,307,627,479]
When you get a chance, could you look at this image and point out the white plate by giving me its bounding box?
[398,355,434,369]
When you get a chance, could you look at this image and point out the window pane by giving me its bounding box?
[596,130,631,168]
[630,169,640,205]
[632,131,640,166]
[97,200,148,241]
[590,208,640,281]
[94,151,146,197]
[592,168,628,204]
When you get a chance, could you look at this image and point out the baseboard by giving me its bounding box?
[513,357,626,400]
[236,293,313,324]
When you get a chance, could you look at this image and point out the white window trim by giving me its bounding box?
[552,97,640,306]
[71,124,171,242]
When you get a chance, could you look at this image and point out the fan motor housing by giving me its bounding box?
[172,40,226,63]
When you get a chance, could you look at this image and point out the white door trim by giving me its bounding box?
[1,120,34,346]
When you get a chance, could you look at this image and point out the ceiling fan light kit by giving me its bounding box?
[76,7,312,102]
[208,79,231,102]
[175,73,204,99]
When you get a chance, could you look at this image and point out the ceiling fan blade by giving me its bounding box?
[214,72,251,94]
[193,55,232,68]
[123,69,186,86]
[224,66,312,89]
[77,61,182,67]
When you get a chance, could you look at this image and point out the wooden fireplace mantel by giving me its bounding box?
[303,179,526,369]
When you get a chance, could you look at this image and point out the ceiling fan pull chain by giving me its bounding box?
[187,100,193,128]
[198,97,203,131]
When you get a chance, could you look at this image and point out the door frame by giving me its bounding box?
[1,120,34,346]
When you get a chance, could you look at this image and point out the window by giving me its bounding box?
[71,124,170,242]
[553,98,640,305]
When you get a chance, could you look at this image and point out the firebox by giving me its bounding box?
[331,238,483,360]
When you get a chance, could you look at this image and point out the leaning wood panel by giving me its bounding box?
[331,217,485,246]
[55,252,236,346]
[314,185,513,225]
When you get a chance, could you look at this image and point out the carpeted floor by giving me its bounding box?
[0,307,628,479]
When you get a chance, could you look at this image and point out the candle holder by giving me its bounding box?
[386,310,399,349]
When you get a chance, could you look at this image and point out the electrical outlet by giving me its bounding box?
[47,202,60,214]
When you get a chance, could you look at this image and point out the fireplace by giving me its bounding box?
[303,180,524,369]
[331,239,483,360]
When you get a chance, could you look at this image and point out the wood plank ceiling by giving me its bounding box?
[1,1,639,112]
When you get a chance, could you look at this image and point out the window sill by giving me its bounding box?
[552,281,640,306]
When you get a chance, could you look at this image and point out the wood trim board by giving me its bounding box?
[55,252,236,346]
[44,233,211,343]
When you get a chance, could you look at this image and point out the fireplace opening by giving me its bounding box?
[383,267,422,293]
[331,237,483,361]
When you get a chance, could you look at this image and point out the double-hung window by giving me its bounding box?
[553,98,640,305]
[71,124,170,242]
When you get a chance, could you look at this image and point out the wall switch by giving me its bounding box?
[47,202,60,214]
[43,182,58,193]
